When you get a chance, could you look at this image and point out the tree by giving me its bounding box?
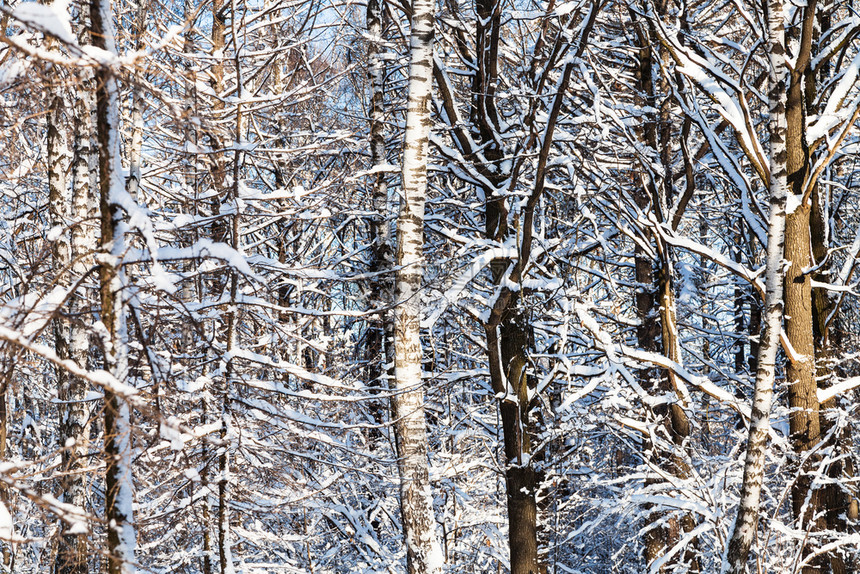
[2,0,860,572]
[391,0,444,571]
[91,0,139,570]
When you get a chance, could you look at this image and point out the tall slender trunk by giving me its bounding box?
[781,3,841,571]
[180,4,213,572]
[0,358,8,568]
[805,7,858,573]
[216,4,244,573]
[487,316,538,574]
[811,182,858,574]
[125,0,149,200]
[54,11,100,570]
[46,36,92,574]
[46,34,70,372]
[629,7,698,568]
[811,190,857,574]
[91,0,137,572]
[391,0,443,571]
[722,0,789,569]
[365,0,393,440]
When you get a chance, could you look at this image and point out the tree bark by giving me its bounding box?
[365,0,393,442]
[91,0,137,571]
[474,1,541,570]
[55,12,100,571]
[630,7,698,568]
[723,0,789,569]
[124,0,149,201]
[216,3,245,572]
[782,3,846,570]
[46,39,92,574]
[391,0,443,570]
[804,7,858,573]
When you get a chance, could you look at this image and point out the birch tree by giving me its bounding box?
[45,21,94,574]
[392,0,443,571]
[721,0,789,566]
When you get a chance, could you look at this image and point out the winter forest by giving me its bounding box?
[1,0,860,572]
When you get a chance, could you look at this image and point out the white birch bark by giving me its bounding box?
[55,14,99,572]
[124,1,148,201]
[46,32,97,574]
[392,0,443,571]
[45,33,91,574]
[722,1,788,571]
[368,0,389,241]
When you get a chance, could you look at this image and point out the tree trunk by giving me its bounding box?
[55,12,100,571]
[124,0,148,201]
[805,6,858,571]
[0,355,10,569]
[630,8,698,568]
[472,0,540,569]
[47,43,92,574]
[365,0,393,441]
[391,0,443,570]
[723,0,789,569]
[91,0,137,572]
[811,183,858,574]
[217,3,245,572]
[782,3,835,570]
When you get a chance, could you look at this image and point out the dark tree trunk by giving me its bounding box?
[365,0,393,442]
[91,0,137,571]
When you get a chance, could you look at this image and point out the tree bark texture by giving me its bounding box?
[365,0,393,440]
[391,0,443,571]
[91,0,137,571]
[782,2,854,570]
[474,0,540,569]
[630,7,698,569]
[217,3,245,572]
[55,13,99,572]
[47,52,92,574]
[723,0,788,569]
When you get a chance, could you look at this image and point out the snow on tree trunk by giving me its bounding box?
[218,8,242,574]
[628,8,699,567]
[217,4,245,573]
[722,0,788,571]
[783,4,840,570]
[471,0,541,568]
[365,0,393,441]
[91,0,137,572]
[392,0,443,571]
